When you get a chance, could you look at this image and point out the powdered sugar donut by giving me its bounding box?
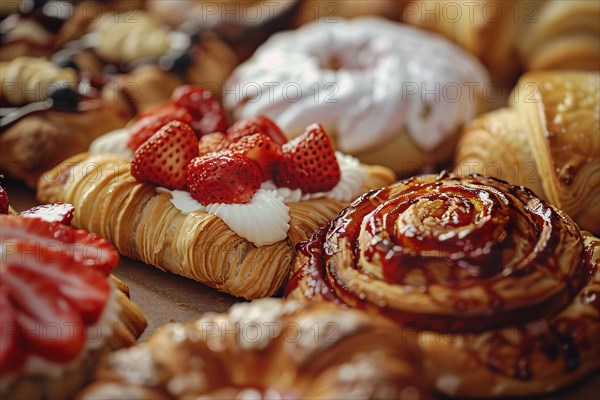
[225,18,490,174]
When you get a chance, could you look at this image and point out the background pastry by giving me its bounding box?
[0,212,146,399]
[455,71,599,234]
[78,298,431,399]
[225,17,490,176]
[402,0,600,83]
[0,0,143,61]
[0,57,133,187]
[286,173,599,398]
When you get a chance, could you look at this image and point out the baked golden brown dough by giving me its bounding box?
[455,71,599,234]
[37,153,395,299]
[77,298,431,399]
[286,173,600,398]
[402,0,600,82]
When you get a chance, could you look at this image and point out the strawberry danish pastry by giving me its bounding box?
[0,210,146,399]
[39,104,395,299]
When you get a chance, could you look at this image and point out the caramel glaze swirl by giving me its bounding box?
[286,173,599,397]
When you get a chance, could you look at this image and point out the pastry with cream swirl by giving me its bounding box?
[286,173,599,398]
[37,151,394,299]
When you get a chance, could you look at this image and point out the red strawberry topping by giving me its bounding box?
[273,123,341,193]
[0,183,9,214]
[171,85,229,136]
[187,152,261,204]
[0,215,119,276]
[0,288,25,373]
[127,104,192,151]
[198,132,230,157]
[0,215,117,370]
[228,133,283,181]
[20,202,75,225]
[131,121,199,190]
[227,115,288,146]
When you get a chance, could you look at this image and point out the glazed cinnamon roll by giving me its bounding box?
[286,173,600,398]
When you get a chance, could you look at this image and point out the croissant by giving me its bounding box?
[37,153,395,299]
[455,71,599,234]
[402,0,600,82]
[77,298,431,399]
[286,173,600,398]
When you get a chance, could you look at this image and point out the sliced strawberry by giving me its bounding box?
[187,152,261,204]
[228,133,283,181]
[171,85,229,136]
[227,115,287,145]
[0,288,25,373]
[273,123,341,193]
[198,132,230,156]
[131,120,199,190]
[20,202,74,225]
[127,104,192,150]
[0,183,9,214]
[0,215,119,275]
[3,239,110,324]
[3,264,86,363]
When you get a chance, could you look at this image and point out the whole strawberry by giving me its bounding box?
[227,115,287,145]
[228,133,283,181]
[127,104,192,150]
[187,152,261,204]
[131,121,199,190]
[198,132,230,156]
[273,123,341,193]
[0,183,9,214]
[171,86,229,136]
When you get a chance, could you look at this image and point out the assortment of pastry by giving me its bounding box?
[2,2,599,398]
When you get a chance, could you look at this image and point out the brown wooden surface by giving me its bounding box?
[4,178,599,399]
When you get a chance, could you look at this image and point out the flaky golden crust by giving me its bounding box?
[38,153,395,299]
[77,299,431,399]
[286,174,600,398]
[456,71,600,234]
[403,0,600,81]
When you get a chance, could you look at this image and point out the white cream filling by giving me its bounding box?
[88,128,133,158]
[158,152,368,246]
[157,188,290,247]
